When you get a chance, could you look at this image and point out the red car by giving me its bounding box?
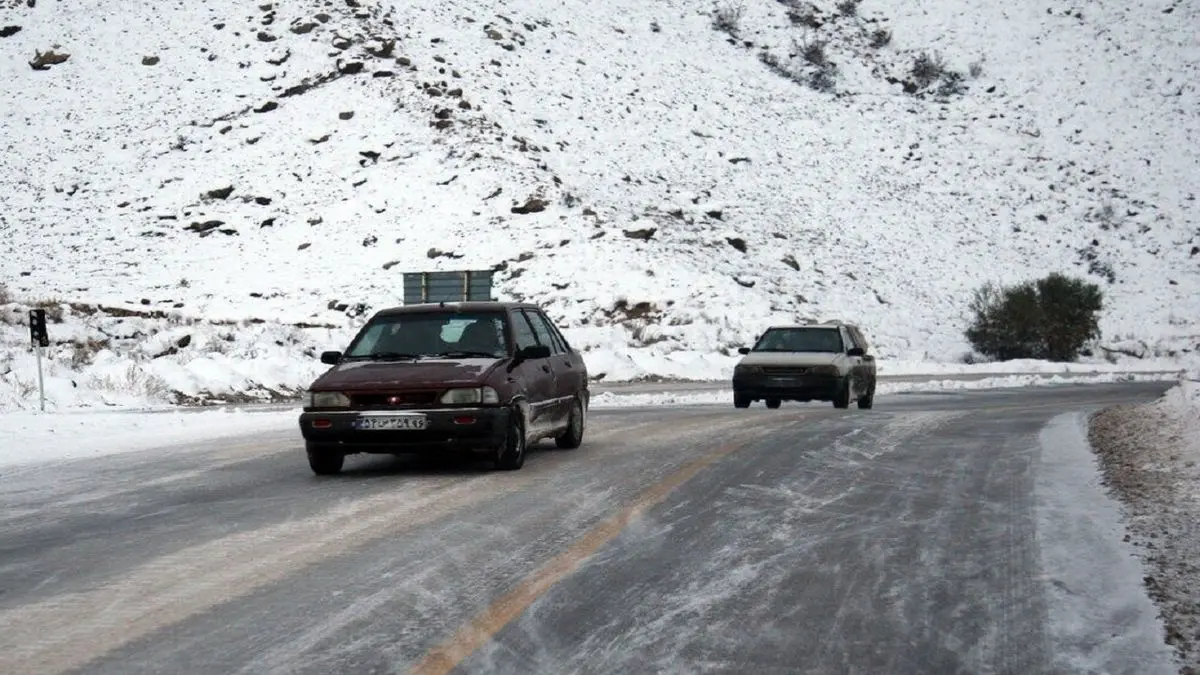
[299,302,589,475]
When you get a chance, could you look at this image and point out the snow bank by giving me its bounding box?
[1034,413,1177,674]
[0,408,300,470]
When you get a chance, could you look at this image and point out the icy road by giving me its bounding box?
[0,382,1180,674]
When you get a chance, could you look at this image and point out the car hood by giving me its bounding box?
[737,352,847,367]
[310,357,505,390]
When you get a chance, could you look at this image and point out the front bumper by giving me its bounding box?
[299,407,508,454]
[733,373,842,401]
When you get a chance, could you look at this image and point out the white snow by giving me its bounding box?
[0,407,300,470]
[1034,412,1178,674]
[588,372,1176,408]
[1,0,1198,409]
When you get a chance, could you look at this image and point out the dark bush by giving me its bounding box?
[965,273,1103,362]
[712,2,744,35]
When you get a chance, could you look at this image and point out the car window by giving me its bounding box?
[511,310,539,350]
[541,312,573,352]
[852,327,870,352]
[753,327,844,353]
[524,310,564,354]
[343,311,508,358]
[843,327,860,351]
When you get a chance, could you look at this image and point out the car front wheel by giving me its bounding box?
[832,378,851,409]
[734,392,751,409]
[494,408,527,470]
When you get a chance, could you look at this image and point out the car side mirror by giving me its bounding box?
[847,347,865,357]
[320,350,343,365]
[737,347,751,355]
[517,344,551,361]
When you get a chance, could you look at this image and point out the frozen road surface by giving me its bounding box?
[0,383,1181,674]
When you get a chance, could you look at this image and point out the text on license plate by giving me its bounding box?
[355,415,428,431]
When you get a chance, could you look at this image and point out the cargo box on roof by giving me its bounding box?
[402,270,494,305]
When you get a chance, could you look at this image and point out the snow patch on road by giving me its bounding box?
[1034,412,1177,674]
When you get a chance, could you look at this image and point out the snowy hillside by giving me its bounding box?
[1,0,1198,406]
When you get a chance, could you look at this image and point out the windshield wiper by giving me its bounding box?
[351,352,423,361]
[435,350,502,359]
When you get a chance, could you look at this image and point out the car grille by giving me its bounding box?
[761,366,816,375]
[350,391,440,407]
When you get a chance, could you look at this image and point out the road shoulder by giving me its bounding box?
[1035,412,1178,674]
[1090,380,1200,673]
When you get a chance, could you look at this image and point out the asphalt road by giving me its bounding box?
[0,382,1176,674]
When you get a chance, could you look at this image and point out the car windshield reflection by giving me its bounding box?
[753,327,844,353]
[344,311,509,359]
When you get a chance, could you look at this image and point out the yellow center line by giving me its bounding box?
[406,439,752,675]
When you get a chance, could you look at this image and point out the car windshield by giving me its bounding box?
[343,311,509,359]
[753,327,844,353]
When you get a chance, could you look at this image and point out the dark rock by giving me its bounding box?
[706,210,724,220]
[141,55,160,66]
[432,119,452,130]
[623,227,656,241]
[254,196,272,205]
[254,101,279,113]
[315,13,331,23]
[205,186,234,200]
[458,99,472,110]
[338,60,364,74]
[734,277,756,288]
[511,198,548,214]
[362,234,377,247]
[260,217,276,227]
[309,134,330,144]
[782,255,799,271]
[257,32,278,42]
[1190,245,1199,256]
[213,23,225,30]
[397,56,412,67]
[0,26,23,38]
[382,260,401,270]
[291,22,317,34]
[338,111,355,120]
[177,334,193,348]
[29,49,70,70]
[140,298,151,305]
[372,70,395,77]
[218,228,238,235]
[726,237,747,252]
[298,242,311,250]
[186,220,225,233]
[434,108,453,119]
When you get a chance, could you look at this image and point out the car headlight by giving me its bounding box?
[307,391,351,408]
[440,387,500,405]
[734,365,762,375]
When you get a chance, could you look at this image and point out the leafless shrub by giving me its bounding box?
[869,28,892,48]
[68,338,110,368]
[797,36,829,66]
[786,4,821,28]
[0,284,11,305]
[712,1,744,36]
[30,298,66,323]
[911,51,946,88]
[87,364,170,400]
[836,0,860,16]
[968,59,984,78]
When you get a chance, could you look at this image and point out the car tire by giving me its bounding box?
[857,387,875,410]
[734,392,751,409]
[494,408,527,471]
[832,379,851,409]
[555,397,585,449]
[306,443,344,475]
[765,398,781,409]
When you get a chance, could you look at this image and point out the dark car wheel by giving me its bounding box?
[857,387,875,410]
[494,409,527,471]
[555,397,585,449]
[833,378,851,409]
[734,392,751,409]
[306,443,344,475]
[765,397,781,409]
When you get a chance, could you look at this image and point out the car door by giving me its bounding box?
[841,326,867,399]
[508,309,557,437]
[525,309,585,417]
[521,309,572,430]
[850,326,877,393]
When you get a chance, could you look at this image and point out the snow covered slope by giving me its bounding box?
[1,0,1198,403]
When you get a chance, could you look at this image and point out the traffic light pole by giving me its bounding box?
[35,344,45,412]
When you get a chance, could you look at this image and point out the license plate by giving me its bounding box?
[354,414,428,431]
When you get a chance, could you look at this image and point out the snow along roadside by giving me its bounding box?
[1034,411,1178,674]
[1088,378,1200,672]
